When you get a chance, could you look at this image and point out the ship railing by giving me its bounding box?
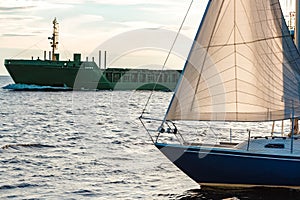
[140,117,294,149]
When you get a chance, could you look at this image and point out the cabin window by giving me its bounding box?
[122,75,130,82]
[132,74,138,82]
[113,73,121,82]
[140,74,146,82]
[172,74,177,82]
[154,74,160,82]
[106,73,112,82]
[148,75,154,82]
[164,74,168,82]
[265,143,284,149]
[158,74,163,82]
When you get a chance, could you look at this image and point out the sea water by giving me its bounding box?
[1,76,300,200]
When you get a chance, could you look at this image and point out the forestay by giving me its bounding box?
[166,0,300,122]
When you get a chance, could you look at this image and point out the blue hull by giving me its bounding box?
[155,143,300,188]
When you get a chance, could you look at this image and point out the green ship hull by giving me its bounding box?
[4,18,181,91]
[4,57,181,91]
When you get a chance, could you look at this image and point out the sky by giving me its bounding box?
[0,0,295,75]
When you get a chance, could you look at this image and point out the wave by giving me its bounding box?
[1,143,56,150]
[2,84,72,91]
[0,183,39,190]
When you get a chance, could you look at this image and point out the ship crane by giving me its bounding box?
[48,18,59,61]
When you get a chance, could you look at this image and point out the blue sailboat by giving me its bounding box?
[141,0,300,188]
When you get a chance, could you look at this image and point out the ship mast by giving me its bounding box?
[296,0,300,50]
[48,18,59,61]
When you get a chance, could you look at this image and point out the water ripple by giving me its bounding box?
[1,77,300,199]
[1,143,56,150]
[0,183,39,190]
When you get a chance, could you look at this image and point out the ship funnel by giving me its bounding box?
[104,51,107,69]
[74,54,81,63]
[97,50,107,69]
[99,50,101,69]
[54,53,59,61]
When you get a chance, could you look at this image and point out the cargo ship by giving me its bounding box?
[4,18,181,91]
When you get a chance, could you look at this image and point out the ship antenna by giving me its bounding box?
[48,17,59,61]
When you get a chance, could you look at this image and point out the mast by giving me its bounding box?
[48,18,59,61]
[296,0,300,50]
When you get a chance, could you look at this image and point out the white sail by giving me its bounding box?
[166,0,300,122]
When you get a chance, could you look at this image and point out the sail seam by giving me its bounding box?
[238,0,286,91]
[199,35,292,48]
[190,0,226,112]
[165,0,300,122]
[194,75,287,103]
[210,0,234,46]
[234,0,238,121]
[236,0,300,114]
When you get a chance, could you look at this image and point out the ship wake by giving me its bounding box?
[3,84,72,91]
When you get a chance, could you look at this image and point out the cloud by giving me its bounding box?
[0,15,48,42]
[0,0,207,76]
[0,6,36,11]
[118,21,164,29]
[91,0,185,6]
[48,0,180,6]
[0,15,40,21]
[0,0,39,10]
[79,14,104,22]
[2,33,36,37]
[0,0,72,13]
